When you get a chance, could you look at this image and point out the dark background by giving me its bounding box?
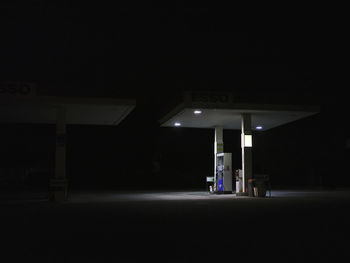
[0,3,348,192]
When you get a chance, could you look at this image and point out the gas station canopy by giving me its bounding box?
[0,82,136,202]
[160,91,320,196]
[0,95,135,125]
[160,91,319,130]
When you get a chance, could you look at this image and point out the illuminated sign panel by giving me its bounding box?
[244,135,252,147]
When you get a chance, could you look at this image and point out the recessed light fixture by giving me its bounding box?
[194,110,202,115]
[174,122,181,127]
[256,126,263,130]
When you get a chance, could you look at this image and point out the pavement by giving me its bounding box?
[2,189,350,262]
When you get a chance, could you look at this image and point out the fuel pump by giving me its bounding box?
[215,153,232,194]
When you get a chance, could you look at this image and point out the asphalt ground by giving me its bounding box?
[2,189,350,262]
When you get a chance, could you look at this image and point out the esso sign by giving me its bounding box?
[191,92,231,104]
[0,81,36,96]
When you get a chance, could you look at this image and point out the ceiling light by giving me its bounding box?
[194,110,202,115]
[256,126,263,130]
[174,122,181,127]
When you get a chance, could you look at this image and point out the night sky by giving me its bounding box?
[0,3,348,190]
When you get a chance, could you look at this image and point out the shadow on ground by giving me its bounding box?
[2,189,350,262]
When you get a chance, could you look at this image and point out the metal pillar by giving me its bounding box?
[51,106,68,202]
[214,126,223,189]
[241,113,253,193]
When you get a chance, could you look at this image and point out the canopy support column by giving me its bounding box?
[241,113,253,193]
[51,106,68,202]
[214,126,224,189]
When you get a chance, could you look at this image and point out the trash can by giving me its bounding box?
[254,180,267,197]
[248,179,255,197]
